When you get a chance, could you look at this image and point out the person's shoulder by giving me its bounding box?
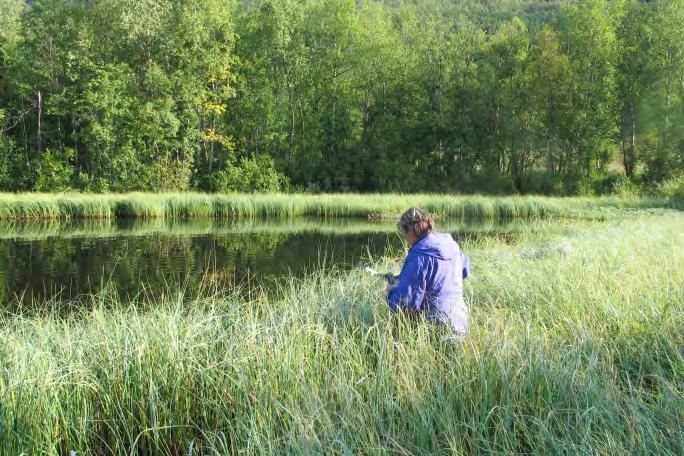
[435,231,456,242]
[429,231,460,248]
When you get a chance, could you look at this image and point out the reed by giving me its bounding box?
[0,212,681,454]
[0,192,674,221]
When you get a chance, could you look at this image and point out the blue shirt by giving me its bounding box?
[387,232,470,334]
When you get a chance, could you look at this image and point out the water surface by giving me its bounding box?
[0,217,528,307]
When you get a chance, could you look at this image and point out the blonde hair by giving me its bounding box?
[398,207,435,238]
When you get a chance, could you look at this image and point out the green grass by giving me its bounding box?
[0,192,675,220]
[0,212,682,454]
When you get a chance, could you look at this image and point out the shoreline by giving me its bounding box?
[0,192,675,221]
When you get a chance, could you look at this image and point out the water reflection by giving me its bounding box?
[0,217,531,307]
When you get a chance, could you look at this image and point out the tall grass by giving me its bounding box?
[0,192,674,220]
[0,213,681,454]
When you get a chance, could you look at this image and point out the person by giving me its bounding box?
[387,208,470,340]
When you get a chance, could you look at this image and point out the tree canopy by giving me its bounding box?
[0,0,682,194]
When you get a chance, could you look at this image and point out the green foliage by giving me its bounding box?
[655,174,684,209]
[0,139,13,190]
[0,0,681,194]
[149,158,193,192]
[34,148,76,192]
[210,154,285,193]
[0,110,14,189]
[0,0,23,44]
[575,172,643,198]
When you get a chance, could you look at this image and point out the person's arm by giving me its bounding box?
[387,254,427,312]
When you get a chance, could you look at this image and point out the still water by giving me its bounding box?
[0,218,520,306]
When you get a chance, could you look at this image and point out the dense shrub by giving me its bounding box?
[34,148,76,192]
[210,154,286,193]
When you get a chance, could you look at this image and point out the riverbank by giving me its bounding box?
[0,192,676,220]
[1,212,681,453]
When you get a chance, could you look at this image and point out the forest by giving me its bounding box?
[0,0,682,194]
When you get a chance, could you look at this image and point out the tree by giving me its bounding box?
[555,0,620,174]
[482,17,536,186]
[642,0,684,182]
[529,26,577,177]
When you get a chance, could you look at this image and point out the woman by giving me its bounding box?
[387,208,470,340]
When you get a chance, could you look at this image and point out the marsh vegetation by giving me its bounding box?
[0,209,681,454]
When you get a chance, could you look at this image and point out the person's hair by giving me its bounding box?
[398,208,435,238]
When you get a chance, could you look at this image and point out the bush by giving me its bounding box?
[655,174,684,208]
[644,143,683,185]
[0,134,14,190]
[655,174,684,197]
[210,154,286,193]
[582,172,642,197]
[34,148,76,192]
[149,157,193,191]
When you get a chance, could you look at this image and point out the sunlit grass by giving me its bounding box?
[0,212,681,454]
[0,192,673,220]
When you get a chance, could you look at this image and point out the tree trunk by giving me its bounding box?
[331,63,338,165]
[36,90,42,154]
[289,97,295,163]
[628,103,636,177]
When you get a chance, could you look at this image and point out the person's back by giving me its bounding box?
[387,209,470,339]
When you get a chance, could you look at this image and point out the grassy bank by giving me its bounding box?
[0,192,675,220]
[1,213,682,454]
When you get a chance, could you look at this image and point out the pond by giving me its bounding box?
[0,217,526,307]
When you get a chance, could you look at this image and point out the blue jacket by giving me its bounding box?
[387,232,470,335]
